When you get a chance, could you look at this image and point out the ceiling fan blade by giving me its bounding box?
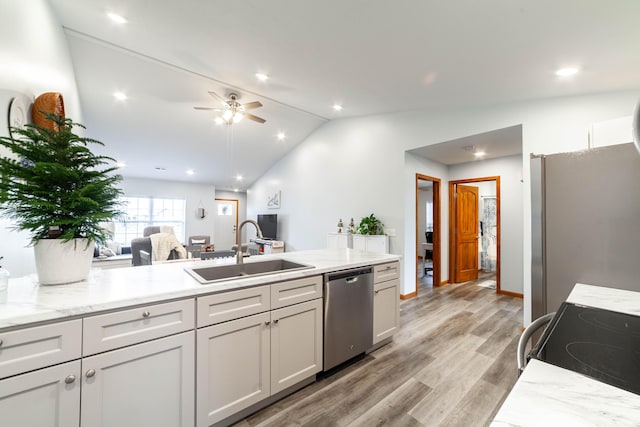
[207,91,228,104]
[242,101,263,110]
[244,113,266,123]
[194,107,216,110]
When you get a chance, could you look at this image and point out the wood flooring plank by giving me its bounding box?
[348,378,432,427]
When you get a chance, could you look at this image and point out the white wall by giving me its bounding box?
[0,0,83,278]
[449,155,522,294]
[249,90,640,326]
[120,177,216,244]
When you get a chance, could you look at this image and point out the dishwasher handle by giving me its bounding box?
[326,267,372,282]
[346,277,358,284]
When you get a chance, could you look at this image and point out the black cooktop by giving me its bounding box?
[530,302,640,395]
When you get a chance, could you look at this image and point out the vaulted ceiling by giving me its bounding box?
[49,0,640,188]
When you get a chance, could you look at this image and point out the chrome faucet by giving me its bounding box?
[236,219,263,264]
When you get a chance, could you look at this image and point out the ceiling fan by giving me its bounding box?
[194,91,266,124]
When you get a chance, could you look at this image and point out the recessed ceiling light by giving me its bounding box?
[116,161,126,168]
[234,188,239,192]
[474,151,486,157]
[107,12,127,24]
[277,132,286,140]
[256,73,269,81]
[186,169,195,176]
[155,167,166,172]
[556,67,579,77]
[333,104,343,111]
[236,175,243,181]
[113,92,127,100]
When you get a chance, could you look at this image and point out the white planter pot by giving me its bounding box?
[34,238,94,285]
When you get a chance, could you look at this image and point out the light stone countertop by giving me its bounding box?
[491,283,640,426]
[0,249,400,331]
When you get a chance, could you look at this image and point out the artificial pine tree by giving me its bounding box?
[0,112,123,245]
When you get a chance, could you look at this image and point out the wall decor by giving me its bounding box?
[32,92,65,131]
[7,97,28,138]
[267,191,281,209]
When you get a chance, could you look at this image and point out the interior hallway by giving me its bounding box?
[234,276,523,427]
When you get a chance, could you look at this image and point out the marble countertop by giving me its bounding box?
[0,249,399,331]
[491,283,640,426]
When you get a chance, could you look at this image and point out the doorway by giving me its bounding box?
[213,198,238,250]
[448,177,501,292]
[415,174,441,296]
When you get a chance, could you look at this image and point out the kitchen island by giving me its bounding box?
[491,283,640,426]
[0,248,400,427]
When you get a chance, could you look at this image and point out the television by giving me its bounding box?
[257,214,277,240]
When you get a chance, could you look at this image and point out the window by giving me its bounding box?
[114,196,186,246]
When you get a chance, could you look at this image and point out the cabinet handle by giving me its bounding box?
[273,319,279,324]
[265,321,271,326]
[375,290,380,295]
[142,310,151,318]
[65,374,76,384]
[85,369,96,378]
[0,338,3,347]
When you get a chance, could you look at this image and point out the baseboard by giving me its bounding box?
[498,289,523,298]
[436,280,449,287]
[400,291,417,300]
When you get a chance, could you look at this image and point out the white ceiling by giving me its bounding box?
[48,0,640,188]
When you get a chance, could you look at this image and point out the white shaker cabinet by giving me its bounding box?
[81,331,195,427]
[0,360,81,427]
[372,262,400,344]
[327,232,352,249]
[270,298,323,394]
[352,234,389,254]
[196,276,323,426]
[196,311,271,426]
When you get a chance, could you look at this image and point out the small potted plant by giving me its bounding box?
[357,213,384,235]
[0,112,123,285]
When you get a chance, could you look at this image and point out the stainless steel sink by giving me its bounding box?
[185,259,314,284]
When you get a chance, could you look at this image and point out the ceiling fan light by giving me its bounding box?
[233,112,243,123]
[222,110,233,121]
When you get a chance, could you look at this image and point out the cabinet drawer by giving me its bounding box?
[83,299,195,356]
[271,276,322,309]
[374,262,400,283]
[0,319,82,379]
[197,286,270,327]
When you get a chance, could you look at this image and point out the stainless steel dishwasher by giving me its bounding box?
[323,266,373,371]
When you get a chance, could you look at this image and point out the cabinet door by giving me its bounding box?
[373,279,399,344]
[352,235,366,251]
[197,312,270,427]
[0,360,80,427]
[365,235,389,254]
[81,331,194,427]
[270,298,323,394]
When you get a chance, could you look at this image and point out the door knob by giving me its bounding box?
[142,310,150,318]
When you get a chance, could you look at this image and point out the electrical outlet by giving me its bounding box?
[386,228,396,236]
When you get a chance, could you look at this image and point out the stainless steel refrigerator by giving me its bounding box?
[531,142,640,318]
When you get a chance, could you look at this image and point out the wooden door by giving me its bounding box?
[455,184,479,282]
[214,198,238,250]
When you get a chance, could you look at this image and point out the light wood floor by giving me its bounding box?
[233,276,523,427]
